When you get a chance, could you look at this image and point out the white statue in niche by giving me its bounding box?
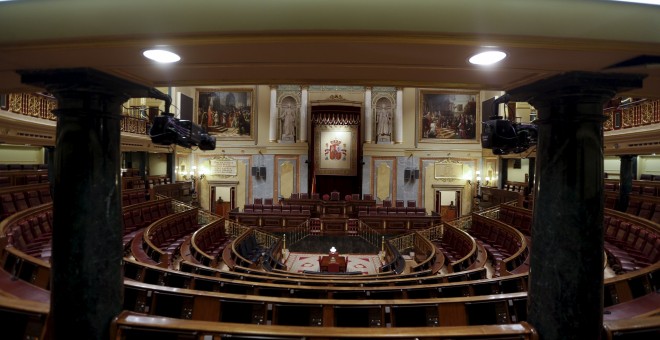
[375,97,392,143]
[279,96,297,142]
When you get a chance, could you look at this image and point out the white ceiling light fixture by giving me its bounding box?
[143,49,181,63]
[469,51,507,66]
[608,0,660,6]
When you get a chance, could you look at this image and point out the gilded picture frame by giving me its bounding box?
[419,89,480,143]
[196,88,255,141]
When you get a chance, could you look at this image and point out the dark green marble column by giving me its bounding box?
[525,157,536,196]
[617,155,635,211]
[505,72,645,340]
[19,68,162,340]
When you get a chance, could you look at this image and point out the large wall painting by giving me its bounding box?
[419,89,480,143]
[196,88,255,141]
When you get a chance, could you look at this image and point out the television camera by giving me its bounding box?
[146,88,216,151]
[481,95,537,155]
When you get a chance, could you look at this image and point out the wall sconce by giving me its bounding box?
[484,176,491,187]
[183,165,206,181]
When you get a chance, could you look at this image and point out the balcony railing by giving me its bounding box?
[7,93,57,120]
[604,99,660,131]
[4,93,151,135]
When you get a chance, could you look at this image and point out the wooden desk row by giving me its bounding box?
[111,310,541,340]
[122,279,531,327]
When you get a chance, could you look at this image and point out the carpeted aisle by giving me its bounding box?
[285,252,382,274]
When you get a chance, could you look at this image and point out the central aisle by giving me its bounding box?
[284,252,383,274]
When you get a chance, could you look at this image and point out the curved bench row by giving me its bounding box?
[604,209,660,274]
[430,223,485,273]
[140,208,200,267]
[180,259,486,286]
[0,183,50,221]
[2,201,657,330]
[470,213,529,277]
[189,218,231,266]
[497,203,660,275]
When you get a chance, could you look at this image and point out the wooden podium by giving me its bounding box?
[319,254,347,273]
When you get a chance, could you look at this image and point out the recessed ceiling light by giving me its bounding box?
[608,0,660,5]
[143,49,181,63]
[469,51,507,66]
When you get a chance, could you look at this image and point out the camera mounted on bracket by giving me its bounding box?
[146,88,216,151]
[481,94,537,155]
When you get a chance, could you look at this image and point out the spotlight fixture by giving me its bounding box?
[143,49,181,63]
[469,51,507,65]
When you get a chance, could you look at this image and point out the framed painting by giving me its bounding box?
[196,88,255,140]
[314,124,358,176]
[419,89,480,143]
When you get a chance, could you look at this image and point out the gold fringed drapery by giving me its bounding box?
[311,112,360,126]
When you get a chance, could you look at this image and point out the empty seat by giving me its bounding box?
[26,175,39,184]
[638,202,655,220]
[630,185,642,195]
[1,193,17,220]
[640,174,653,180]
[264,198,273,205]
[26,191,41,207]
[39,189,53,204]
[142,207,154,225]
[12,192,29,211]
[642,186,656,196]
[0,177,10,188]
[625,200,641,215]
[123,212,136,233]
[300,193,309,199]
[407,200,416,207]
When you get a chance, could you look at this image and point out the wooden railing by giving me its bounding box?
[112,310,540,339]
[226,227,280,269]
[121,279,531,326]
[0,295,50,340]
[389,231,442,273]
